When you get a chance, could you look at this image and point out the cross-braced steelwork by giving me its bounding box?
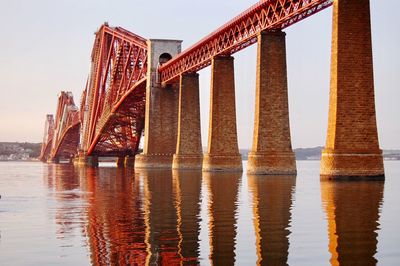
[40,92,80,162]
[39,114,55,161]
[50,92,80,160]
[80,24,148,157]
[41,1,342,164]
[159,0,332,84]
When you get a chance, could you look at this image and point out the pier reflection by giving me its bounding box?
[172,170,202,264]
[321,180,385,266]
[44,163,80,191]
[16,161,398,265]
[248,175,296,266]
[139,169,180,264]
[44,164,85,240]
[84,167,147,265]
[53,164,80,191]
[45,165,301,265]
[204,171,241,265]
[136,169,203,265]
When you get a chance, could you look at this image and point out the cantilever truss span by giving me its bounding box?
[40,92,80,161]
[80,25,148,157]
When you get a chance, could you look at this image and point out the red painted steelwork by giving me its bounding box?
[49,92,81,160]
[51,118,80,159]
[159,0,333,84]
[40,140,53,162]
[43,1,336,159]
[39,114,55,161]
[80,24,148,156]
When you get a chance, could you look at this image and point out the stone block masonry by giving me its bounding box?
[247,30,296,175]
[320,0,384,178]
[172,73,203,169]
[74,155,99,167]
[202,56,242,172]
[135,39,182,169]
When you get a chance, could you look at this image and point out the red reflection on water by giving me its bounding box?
[204,171,241,265]
[321,180,385,266]
[248,175,296,266]
[85,167,148,265]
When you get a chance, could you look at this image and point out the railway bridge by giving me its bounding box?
[40,0,385,179]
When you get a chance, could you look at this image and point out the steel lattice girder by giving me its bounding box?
[159,0,333,84]
[86,79,146,156]
[80,24,148,157]
[39,139,53,161]
[52,123,81,159]
[50,92,81,159]
[39,114,54,161]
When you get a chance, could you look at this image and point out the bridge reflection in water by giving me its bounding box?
[204,172,241,265]
[321,180,384,266]
[248,175,296,266]
[44,165,385,265]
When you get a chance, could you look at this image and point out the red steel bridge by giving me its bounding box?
[40,25,148,161]
[40,0,385,179]
[40,92,80,162]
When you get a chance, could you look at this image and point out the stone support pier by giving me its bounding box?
[203,56,242,172]
[48,157,59,164]
[172,73,203,169]
[135,39,182,169]
[116,156,125,167]
[320,0,384,179]
[75,155,99,167]
[247,31,296,175]
[124,156,135,167]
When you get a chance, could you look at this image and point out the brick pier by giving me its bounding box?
[172,73,203,169]
[320,0,384,179]
[202,56,242,172]
[75,155,99,167]
[247,31,296,175]
[135,39,181,169]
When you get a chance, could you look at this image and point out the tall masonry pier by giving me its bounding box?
[320,0,384,179]
[247,31,296,175]
[202,56,242,172]
[172,73,203,170]
[135,39,182,169]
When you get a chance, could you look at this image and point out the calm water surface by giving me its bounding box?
[0,161,399,265]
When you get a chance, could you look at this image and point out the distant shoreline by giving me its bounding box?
[0,159,40,162]
[1,142,399,161]
[1,158,399,163]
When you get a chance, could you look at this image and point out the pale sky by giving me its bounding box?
[0,0,398,149]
